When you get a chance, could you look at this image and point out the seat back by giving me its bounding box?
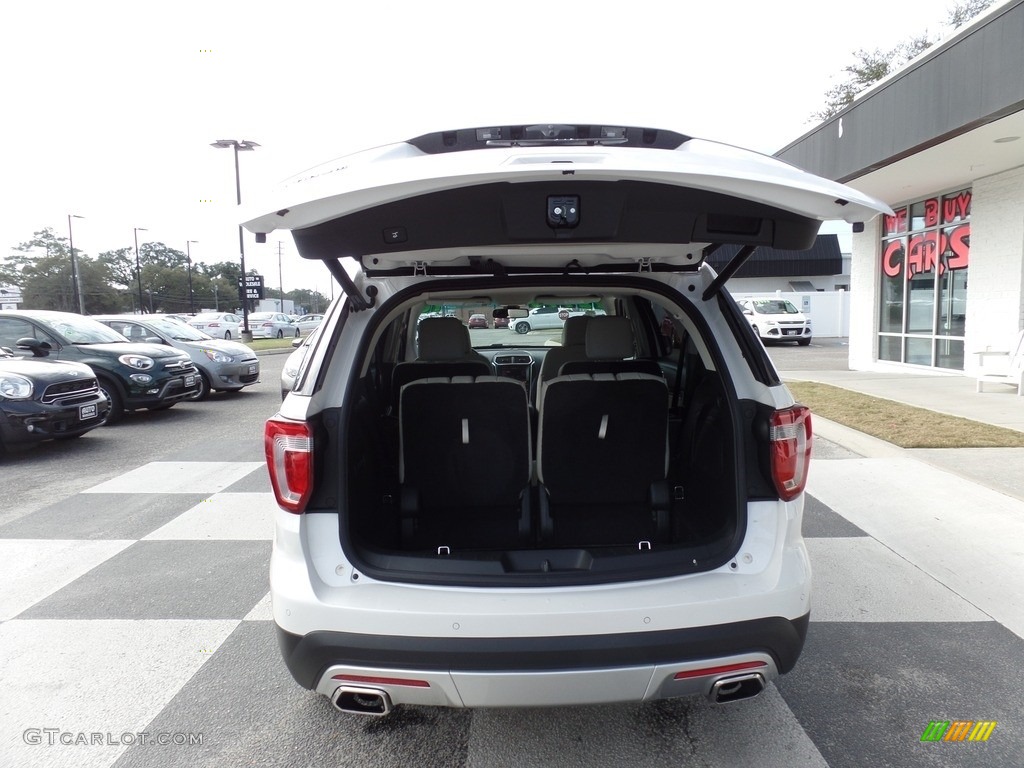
[538,372,668,507]
[391,317,492,412]
[558,315,663,378]
[538,315,591,385]
[399,376,532,548]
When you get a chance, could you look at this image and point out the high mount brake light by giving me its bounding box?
[265,417,313,513]
[770,406,812,502]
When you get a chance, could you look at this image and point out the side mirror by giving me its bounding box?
[16,337,52,357]
[144,336,165,345]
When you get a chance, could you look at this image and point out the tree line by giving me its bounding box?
[813,0,994,121]
[1,228,329,316]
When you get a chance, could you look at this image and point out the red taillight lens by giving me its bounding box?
[770,405,812,502]
[265,417,313,513]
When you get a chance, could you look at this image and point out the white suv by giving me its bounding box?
[737,297,812,345]
[510,305,606,334]
[247,124,888,716]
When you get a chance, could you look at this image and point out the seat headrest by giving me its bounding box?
[417,317,473,360]
[585,316,634,360]
[561,315,590,346]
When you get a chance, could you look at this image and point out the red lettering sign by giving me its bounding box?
[924,198,940,227]
[943,190,971,223]
[884,208,908,236]
[946,224,970,269]
[883,240,904,277]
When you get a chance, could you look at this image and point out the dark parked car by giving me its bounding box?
[0,310,200,423]
[92,314,260,401]
[0,345,109,453]
[467,313,489,329]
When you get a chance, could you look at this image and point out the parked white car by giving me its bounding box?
[509,305,606,334]
[294,314,324,336]
[188,312,242,340]
[736,298,812,345]
[249,312,300,339]
[246,123,888,717]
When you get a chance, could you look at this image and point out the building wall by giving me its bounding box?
[849,218,882,370]
[965,164,1024,370]
[849,164,1024,372]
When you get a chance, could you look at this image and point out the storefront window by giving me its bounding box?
[876,189,970,368]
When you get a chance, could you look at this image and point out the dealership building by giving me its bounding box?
[776,0,1023,374]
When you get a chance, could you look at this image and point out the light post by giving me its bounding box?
[67,214,85,314]
[210,138,259,342]
[213,284,219,311]
[133,227,147,314]
[186,240,198,315]
[145,288,154,313]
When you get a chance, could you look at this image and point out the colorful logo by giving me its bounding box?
[921,721,997,742]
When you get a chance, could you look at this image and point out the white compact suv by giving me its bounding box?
[736,297,813,345]
[246,123,888,717]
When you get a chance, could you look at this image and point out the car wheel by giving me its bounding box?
[798,338,812,346]
[189,371,212,401]
[514,322,530,335]
[276,330,284,339]
[96,377,125,425]
[224,331,232,339]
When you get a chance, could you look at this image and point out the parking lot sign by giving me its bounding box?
[237,274,265,301]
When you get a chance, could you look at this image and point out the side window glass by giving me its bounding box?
[0,318,37,350]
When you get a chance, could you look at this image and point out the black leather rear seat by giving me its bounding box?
[538,372,670,546]
[399,376,531,550]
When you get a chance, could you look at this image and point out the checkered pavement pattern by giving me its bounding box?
[1,444,1022,768]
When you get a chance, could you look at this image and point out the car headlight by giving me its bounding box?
[129,373,154,384]
[764,320,778,326]
[0,374,34,399]
[202,349,234,363]
[118,354,155,370]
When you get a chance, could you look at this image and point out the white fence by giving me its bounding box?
[730,290,851,338]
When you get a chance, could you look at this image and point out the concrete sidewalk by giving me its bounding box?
[778,365,1024,503]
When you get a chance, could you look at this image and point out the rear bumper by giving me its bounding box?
[277,614,808,707]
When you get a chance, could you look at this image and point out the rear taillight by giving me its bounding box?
[265,417,313,513]
[769,405,812,502]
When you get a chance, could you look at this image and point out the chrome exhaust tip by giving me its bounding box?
[709,673,766,704]
[331,686,394,716]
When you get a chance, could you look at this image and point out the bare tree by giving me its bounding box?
[812,1,993,122]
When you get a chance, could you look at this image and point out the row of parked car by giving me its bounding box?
[185,311,323,340]
[0,308,296,454]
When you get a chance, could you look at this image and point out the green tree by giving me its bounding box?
[813,0,993,121]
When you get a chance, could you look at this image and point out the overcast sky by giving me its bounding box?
[1,0,975,296]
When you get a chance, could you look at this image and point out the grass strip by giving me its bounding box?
[786,380,1024,449]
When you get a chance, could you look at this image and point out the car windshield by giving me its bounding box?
[752,300,799,315]
[38,314,128,344]
[146,317,213,341]
[250,313,274,321]
[417,302,606,348]
[192,313,227,322]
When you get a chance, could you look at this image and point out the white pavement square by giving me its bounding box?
[0,539,133,621]
[806,538,991,623]
[82,462,264,495]
[0,619,238,768]
[143,493,277,541]
[808,457,1024,639]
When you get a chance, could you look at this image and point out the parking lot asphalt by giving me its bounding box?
[1,340,1021,767]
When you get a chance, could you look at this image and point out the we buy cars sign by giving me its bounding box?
[237,275,265,300]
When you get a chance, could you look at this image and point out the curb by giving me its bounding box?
[811,415,904,459]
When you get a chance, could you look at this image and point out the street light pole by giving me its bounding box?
[211,138,259,342]
[186,240,198,315]
[67,214,85,314]
[133,227,147,314]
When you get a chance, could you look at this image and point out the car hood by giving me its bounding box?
[184,339,253,356]
[241,124,892,277]
[0,357,95,381]
[77,342,189,360]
